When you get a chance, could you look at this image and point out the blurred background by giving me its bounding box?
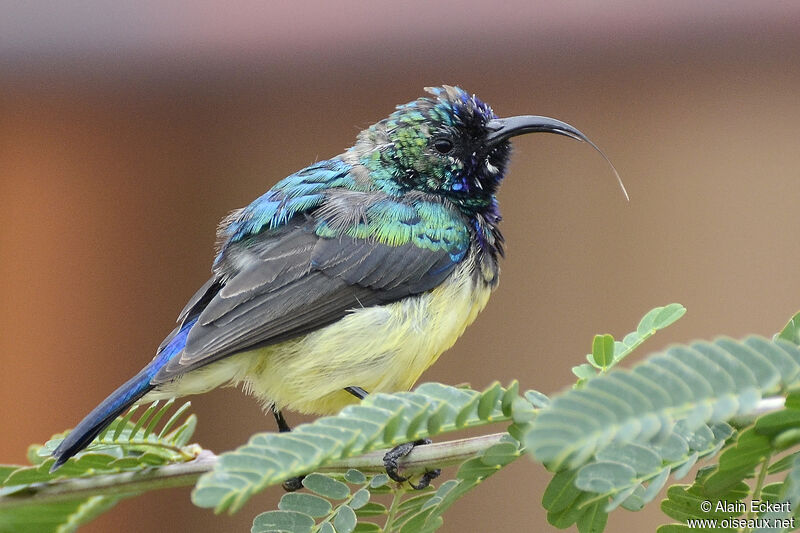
[2,1,800,531]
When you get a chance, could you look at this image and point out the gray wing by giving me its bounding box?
[151,217,463,383]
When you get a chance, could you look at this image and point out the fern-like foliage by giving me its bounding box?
[0,400,198,533]
[530,337,800,470]
[658,389,800,531]
[573,303,686,381]
[251,435,522,533]
[529,327,800,530]
[192,382,532,514]
[0,494,120,533]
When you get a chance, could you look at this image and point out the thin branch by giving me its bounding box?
[0,433,507,510]
[0,451,218,509]
[319,432,508,474]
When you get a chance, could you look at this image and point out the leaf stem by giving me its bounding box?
[744,453,772,533]
[93,439,196,459]
[318,433,507,475]
[383,484,406,532]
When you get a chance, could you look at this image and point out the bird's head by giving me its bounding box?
[349,85,600,215]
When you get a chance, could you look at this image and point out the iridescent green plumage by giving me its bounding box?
[218,86,505,264]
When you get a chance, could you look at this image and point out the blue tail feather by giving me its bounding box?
[50,318,196,472]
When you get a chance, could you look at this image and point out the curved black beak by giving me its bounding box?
[485,115,629,201]
[485,115,587,146]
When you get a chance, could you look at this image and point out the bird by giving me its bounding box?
[51,85,622,483]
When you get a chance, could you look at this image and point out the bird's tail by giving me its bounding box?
[50,318,196,472]
[49,365,155,471]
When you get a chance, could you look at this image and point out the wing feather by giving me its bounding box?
[151,214,465,384]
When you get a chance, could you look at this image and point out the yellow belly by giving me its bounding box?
[150,260,494,415]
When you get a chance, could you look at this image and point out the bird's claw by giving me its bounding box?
[407,468,441,490]
[383,441,416,483]
[382,438,440,490]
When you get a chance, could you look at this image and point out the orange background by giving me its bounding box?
[2,3,800,531]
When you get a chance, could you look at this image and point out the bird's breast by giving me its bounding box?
[234,254,496,414]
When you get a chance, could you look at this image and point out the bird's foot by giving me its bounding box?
[282,475,305,492]
[383,438,441,490]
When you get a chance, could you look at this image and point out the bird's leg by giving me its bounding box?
[344,386,368,399]
[274,408,305,492]
[343,386,440,490]
[273,409,292,433]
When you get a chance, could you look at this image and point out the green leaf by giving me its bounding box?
[755,409,800,437]
[573,364,597,380]
[785,389,800,410]
[398,508,438,533]
[590,334,615,369]
[642,467,671,505]
[278,493,332,518]
[641,304,687,333]
[349,488,370,510]
[157,401,193,439]
[755,409,800,452]
[784,454,800,507]
[344,469,366,485]
[542,469,582,515]
[596,443,662,476]
[653,433,690,463]
[0,496,122,533]
[251,510,315,533]
[575,462,636,493]
[369,474,389,489]
[0,465,19,484]
[610,303,687,369]
[112,403,140,441]
[128,400,161,439]
[354,502,388,517]
[480,442,520,467]
[576,501,608,533]
[397,491,434,514]
[501,380,520,417]
[547,491,595,529]
[143,398,176,438]
[477,382,503,420]
[524,389,550,408]
[619,484,646,511]
[301,474,350,500]
[510,397,537,424]
[769,451,800,475]
[672,453,699,480]
[352,522,382,533]
[333,505,357,533]
[777,311,800,345]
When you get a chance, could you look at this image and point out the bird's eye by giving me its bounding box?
[433,137,454,154]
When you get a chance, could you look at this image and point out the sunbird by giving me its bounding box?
[52,86,623,483]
